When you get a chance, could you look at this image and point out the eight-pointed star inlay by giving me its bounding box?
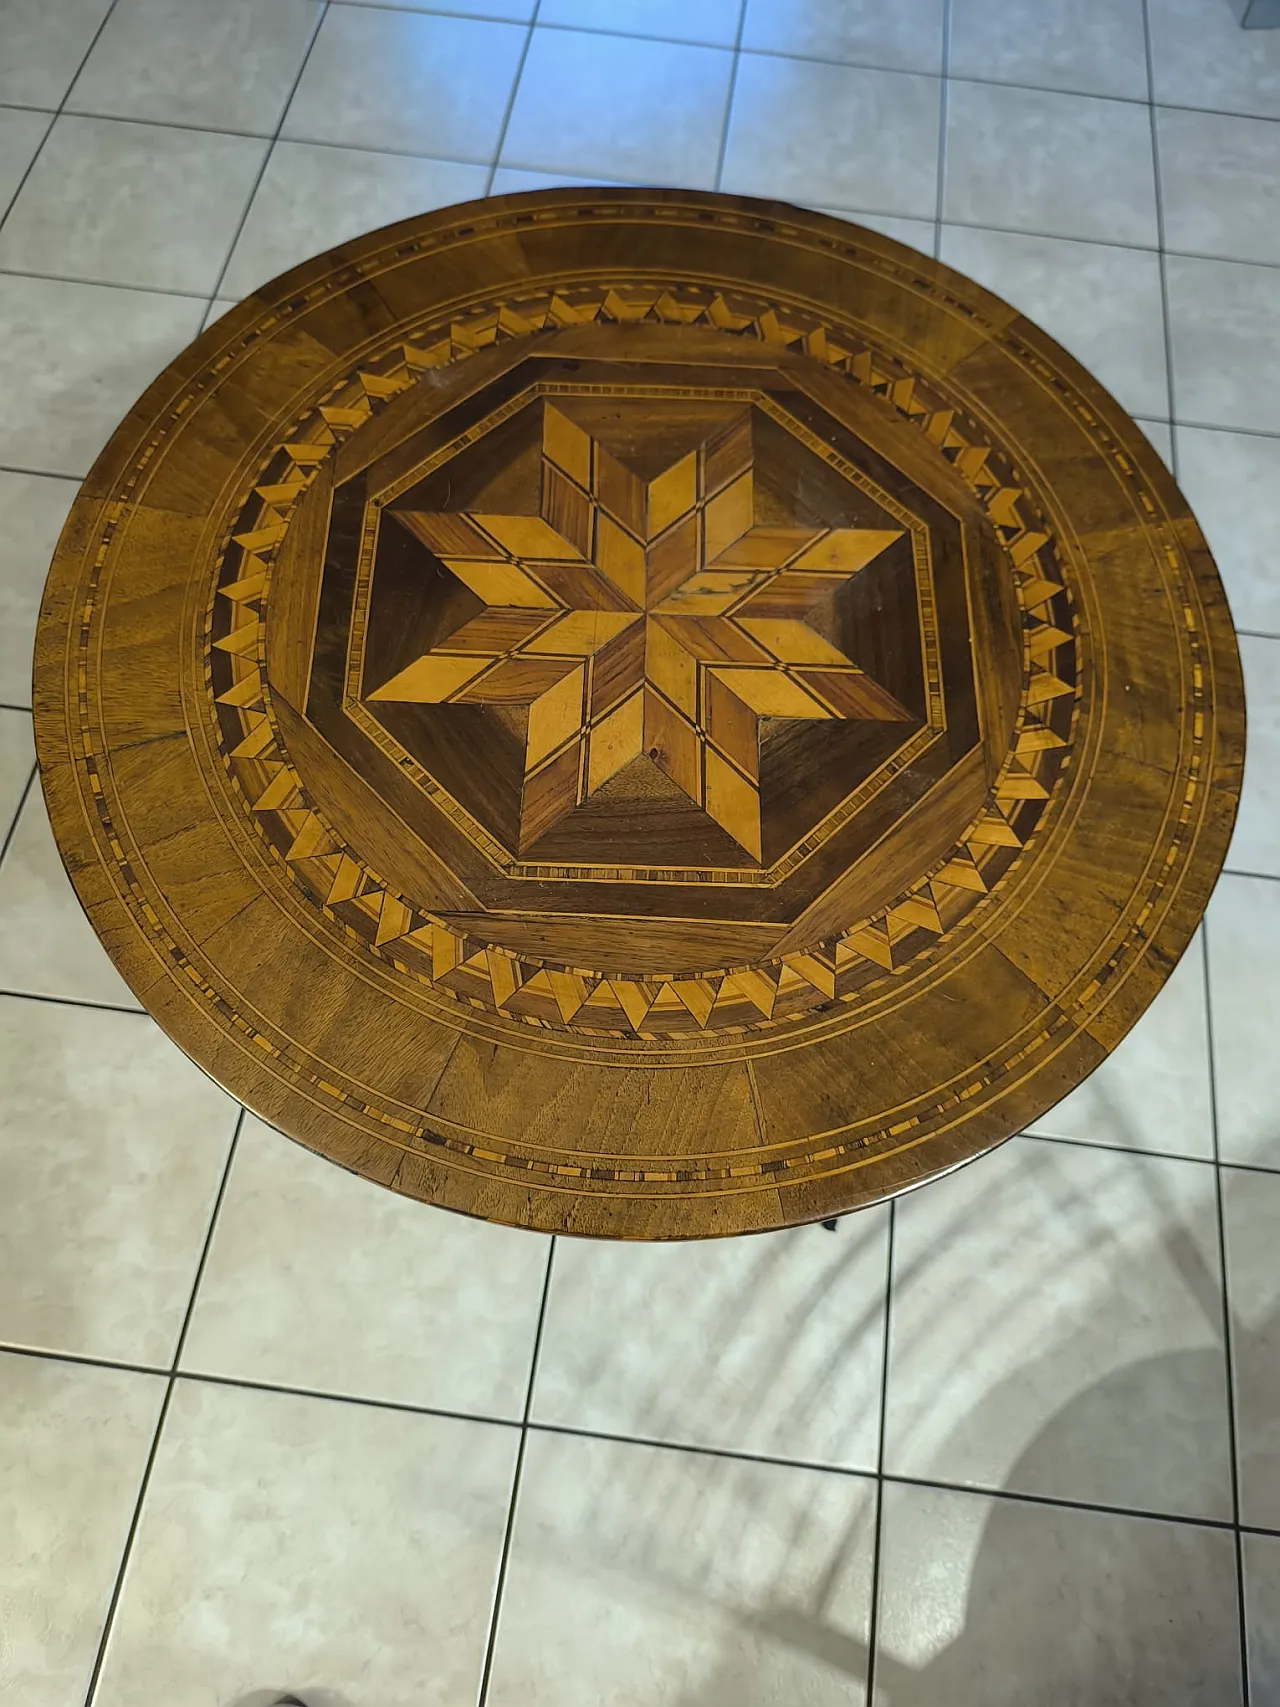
[369,405,912,859]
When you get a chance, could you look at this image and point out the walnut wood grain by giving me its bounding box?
[33,190,1244,1238]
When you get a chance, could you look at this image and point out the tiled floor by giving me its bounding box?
[1,0,1278,1702]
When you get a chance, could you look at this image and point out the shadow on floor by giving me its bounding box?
[229,1692,356,1707]
[225,1090,1260,1705]
[524,1080,1252,1706]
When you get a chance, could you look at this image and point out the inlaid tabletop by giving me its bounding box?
[34,191,1244,1238]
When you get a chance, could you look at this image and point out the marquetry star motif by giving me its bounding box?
[369,404,911,859]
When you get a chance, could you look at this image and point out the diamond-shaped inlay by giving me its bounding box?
[368,404,909,858]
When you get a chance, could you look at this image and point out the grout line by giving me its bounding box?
[1142,0,1181,479]
[202,1,333,310]
[169,1113,246,1367]
[0,762,36,867]
[0,98,1227,261]
[1137,416,1280,443]
[529,1416,879,1485]
[481,0,543,195]
[0,987,145,1018]
[7,1324,1277,1546]
[0,1340,168,1381]
[80,1383,178,1707]
[5,142,1280,289]
[48,101,476,158]
[711,0,750,192]
[1,108,287,154]
[313,0,756,55]
[880,1469,1240,1533]
[475,1237,556,1707]
[1021,1124,1221,1169]
[1222,865,1280,887]
[931,0,953,260]
[173,1366,521,1430]
[1200,920,1253,1706]
[1206,1157,1280,1181]
[37,104,274,143]
[0,109,56,229]
[0,0,123,234]
[1025,1124,1277,1184]
[242,0,1280,132]
[530,1416,1245,1535]
[15,212,1280,297]
[932,216,1162,255]
[0,1334,527,1431]
[0,461,85,481]
[864,1199,897,1703]
[80,1107,246,1707]
[10,39,1280,126]
[0,264,210,299]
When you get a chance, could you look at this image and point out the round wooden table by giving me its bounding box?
[35,191,1244,1239]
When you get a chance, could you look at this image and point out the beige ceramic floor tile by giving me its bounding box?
[1137,418,1174,467]
[0,106,51,212]
[489,166,628,194]
[181,1114,549,1417]
[0,472,77,708]
[1245,1532,1280,1705]
[1150,0,1280,121]
[944,80,1158,247]
[487,1430,877,1707]
[0,0,111,108]
[1158,106,1280,269]
[0,786,140,1007]
[501,28,732,187]
[222,142,487,298]
[283,7,526,160]
[1025,933,1212,1157]
[949,0,1148,100]
[343,0,535,14]
[0,115,266,295]
[200,297,240,332]
[820,209,936,250]
[0,273,202,478]
[876,1481,1242,1704]
[0,1352,163,1707]
[1166,254,1280,435]
[93,1380,517,1707]
[0,709,34,833]
[939,224,1169,418]
[1226,633,1280,877]
[1222,1166,1280,1530]
[1207,874,1280,1171]
[741,0,947,74]
[532,1213,888,1468]
[0,993,238,1363]
[542,0,740,44]
[722,56,941,219]
[884,1138,1232,1519]
[67,0,321,134]
[1176,425,1280,637]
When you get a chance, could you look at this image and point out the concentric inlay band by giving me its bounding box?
[34,191,1244,1238]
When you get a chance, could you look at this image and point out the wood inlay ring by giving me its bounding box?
[34,191,1244,1238]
